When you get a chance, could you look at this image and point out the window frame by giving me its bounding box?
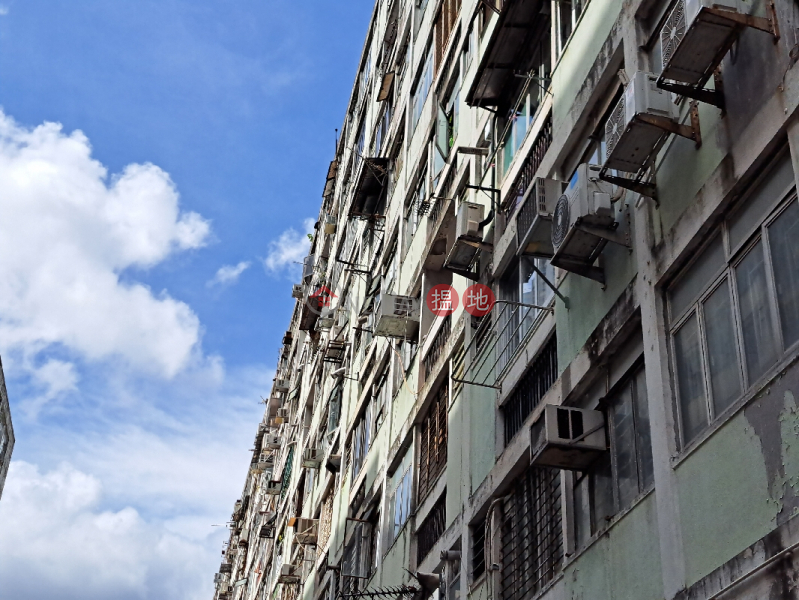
[668,168,799,448]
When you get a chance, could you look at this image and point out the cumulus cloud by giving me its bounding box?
[0,461,220,600]
[263,218,315,277]
[0,111,210,381]
[207,261,251,288]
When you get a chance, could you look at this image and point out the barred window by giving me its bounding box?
[501,467,562,600]
[418,383,448,501]
[417,494,446,563]
[317,494,334,551]
[502,334,557,444]
[471,517,486,581]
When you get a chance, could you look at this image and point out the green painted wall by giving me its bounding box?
[564,493,663,600]
[446,394,464,527]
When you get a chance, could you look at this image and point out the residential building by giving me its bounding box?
[0,357,14,500]
[213,1,799,599]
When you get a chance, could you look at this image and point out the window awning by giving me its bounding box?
[349,158,389,218]
[466,0,546,107]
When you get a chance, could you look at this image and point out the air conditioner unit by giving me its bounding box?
[302,255,315,283]
[516,178,567,258]
[660,0,750,87]
[214,573,227,584]
[264,480,283,495]
[550,164,615,273]
[294,518,319,545]
[456,201,485,239]
[316,316,335,330]
[530,405,607,470]
[604,71,678,174]
[373,294,420,338]
[259,524,276,539]
[292,284,304,300]
[326,454,342,473]
[302,448,322,469]
[264,435,282,450]
[324,214,337,235]
[274,378,289,393]
[238,528,249,547]
[220,562,233,574]
[276,407,290,420]
[277,564,300,584]
[218,582,233,594]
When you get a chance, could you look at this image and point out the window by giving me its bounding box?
[573,364,653,548]
[374,101,393,156]
[412,47,434,131]
[555,0,585,57]
[501,466,562,600]
[498,27,550,179]
[418,382,449,500]
[668,153,798,445]
[404,173,426,253]
[435,70,462,167]
[498,257,555,371]
[471,517,486,581]
[417,494,447,562]
[351,401,374,480]
[434,0,461,71]
[386,448,413,549]
[462,25,475,72]
[382,240,398,294]
[502,334,558,444]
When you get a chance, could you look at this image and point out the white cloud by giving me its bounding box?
[0,6,8,16]
[207,261,251,288]
[262,218,315,277]
[0,111,210,381]
[0,461,220,600]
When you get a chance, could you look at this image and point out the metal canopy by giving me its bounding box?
[349,158,389,218]
[465,0,545,107]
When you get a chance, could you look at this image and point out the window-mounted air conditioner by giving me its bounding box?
[302,448,323,469]
[530,404,607,470]
[264,435,282,450]
[274,378,289,393]
[316,316,334,330]
[259,524,276,539]
[456,201,485,239]
[550,164,616,278]
[604,71,678,174]
[214,573,227,584]
[302,255,315,283]
[264,480,283,495]
[324,214,337,235]
[326,454,342,473]
[374,294,420,338]
[516,178,567,258]
[277,564,300,584]
[292,284,304,300]
[276,407,290,421]
[660,0,758,87]
[220,562,233,574]
[293,517,319,545]
[218,582,232,594]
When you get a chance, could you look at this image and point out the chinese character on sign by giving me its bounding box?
[426,284,458,316]
[463,284,495,317]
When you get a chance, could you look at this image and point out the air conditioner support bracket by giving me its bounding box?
[598,170,658,201]
[459,239,494,253]
[574,223,631,249]
[551,258,605,284]
[444,265,480,281]
[531,263,569,309]
[706,3,779,41]
[636,101,702,149]
[656,77,725,110]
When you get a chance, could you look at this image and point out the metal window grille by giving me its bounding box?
[502,112,553,218]
[500,467,562,600]
[471,518,486,580]
[417,495,447,563]
[423,316,452,380]
[318,494,334,551]
[502,335,557,444]
[418,383,448,501]
[280,447,295,502]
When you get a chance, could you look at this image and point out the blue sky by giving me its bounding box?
[0,2,373,598]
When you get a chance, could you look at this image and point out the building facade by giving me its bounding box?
[0,357,15,500]
[214,1,799,600]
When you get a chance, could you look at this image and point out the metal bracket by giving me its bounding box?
[443,265,480,281]
[598,169,658,201]
[656,78,725,109]
[465,184,501,194]
[530,264,569,309]
[459,239,494,252]
[636,101,702,148]
[574,222,631,249]
[551,257,605,284]
[706,3,779,41]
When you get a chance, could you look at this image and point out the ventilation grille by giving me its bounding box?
[604,96,627,160]
[551,195,570,250]
[661,0,687,69]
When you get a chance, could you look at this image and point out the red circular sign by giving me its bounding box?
[463,284,495,317]
[426,284,459,316]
